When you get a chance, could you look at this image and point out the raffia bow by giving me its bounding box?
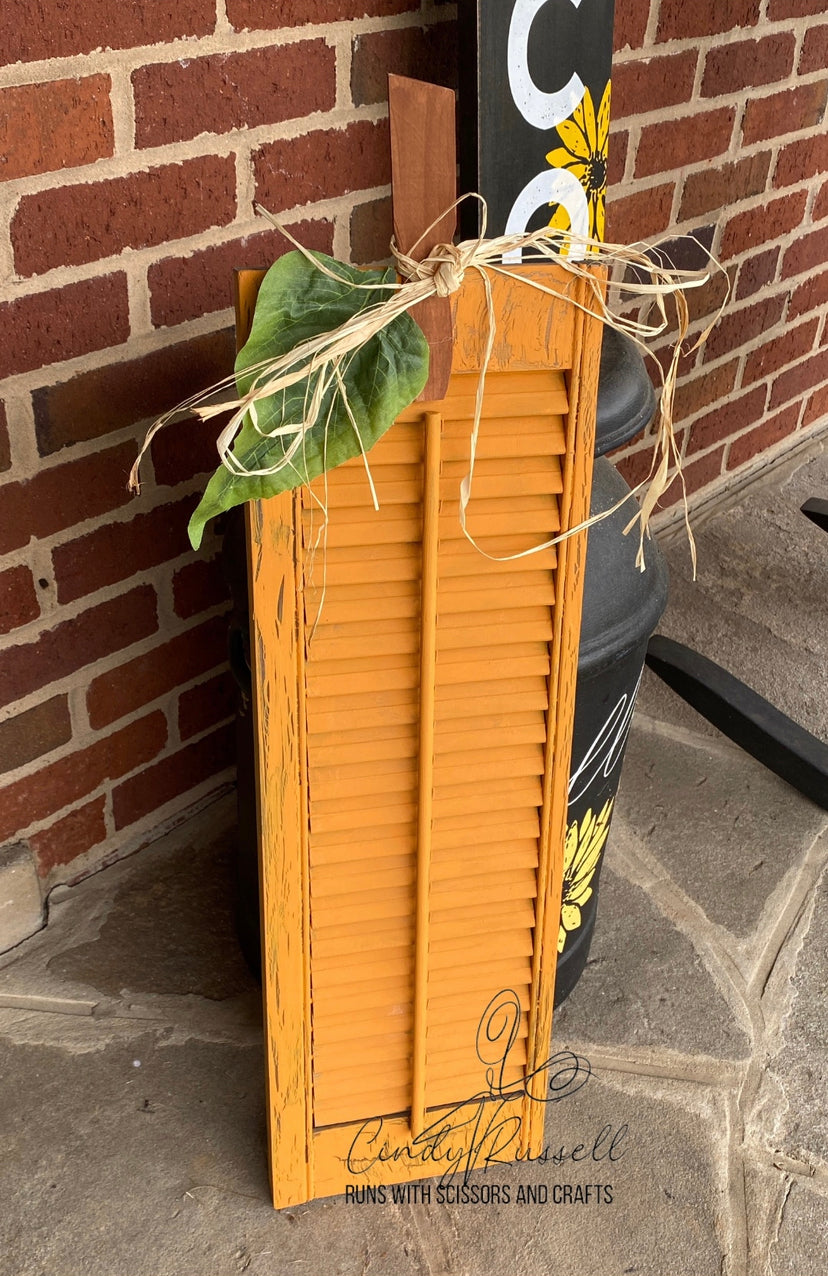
[396,240,467,296]
[130,197,729,574]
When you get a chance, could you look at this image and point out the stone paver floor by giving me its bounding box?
[1,438,826,1276]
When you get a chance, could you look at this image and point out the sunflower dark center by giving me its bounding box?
[586,153,607,193]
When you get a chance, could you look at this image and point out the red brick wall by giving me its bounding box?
[0,0,826,889]
[607,0,828,505]
[0,1,454,888]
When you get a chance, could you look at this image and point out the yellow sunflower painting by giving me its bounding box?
[546,82,611,242]
[558,797,614,952]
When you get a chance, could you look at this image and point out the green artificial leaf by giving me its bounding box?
[188,250,430,548]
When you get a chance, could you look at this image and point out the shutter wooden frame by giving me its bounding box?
[240,261,603,1208]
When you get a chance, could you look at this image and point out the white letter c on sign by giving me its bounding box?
[508,0,585,131]
[502,169,589,263]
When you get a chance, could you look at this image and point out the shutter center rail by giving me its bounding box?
[411,410,442,1137]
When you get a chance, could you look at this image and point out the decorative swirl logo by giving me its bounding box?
[475,989,523,1096]
[345,991,606,1184]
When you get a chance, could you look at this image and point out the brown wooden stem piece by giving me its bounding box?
[388,73,457,403]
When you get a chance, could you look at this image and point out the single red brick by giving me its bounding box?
[614,446,657,490]
[727,403,801,469]
[134,41,335,149]
[33,331,235,457]
[0,565,39,635]
[30,795,108,876]
[0,584,158,712]
[774,133,828,189]
[649,225,717,273]
[148,220,334,328]
[635,227,727,324]
[702,34,795,98]
[743,83,828,145]
[53,497,195,604]
[720,191,808,258]
[782,225,828,279]
[0,403,9,472]
[704,294,788,364]
[636,108,735,179]
[605,183,675,243]
[799,25,828,75]
[613,0,650,50]
[351,23,458,107]
[178,670,236,740]
[607,128,628,188]
[788,269,828,319]
[769,349,828,408]
[149,412,229,489]
[0,695,71,775]
[814,179,828,222]
[803,382,828,427]
[688,269,735,326]
[661,446,726,507]
[743,318,820,385]
[674,360,740,423]
[227,0,417,28]
[87,614,228,729]
[12,156,236,277]
[657,0,759,41]
[0,78,113,181]
[648,340,695,385]
[0,440,137,556]
[172,557,230,620]
[611,51,697,121]
[254,118,390,213]
[613,431,664,496]
[686,386,768,455]
[112,720,234,830]
[350,197,393,265]
[0,275,129,380]
[735,246,780,300]
[5,454,120,563]
[0,711,166,844]
[0,0,214,66]
[768,0,826,15]
[679,153,771,221]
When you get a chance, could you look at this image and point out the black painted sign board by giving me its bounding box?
[458,0,616,251]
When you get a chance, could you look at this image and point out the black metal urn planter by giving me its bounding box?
[556,332,668,1002]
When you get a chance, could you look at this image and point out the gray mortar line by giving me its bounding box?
[741,1154,788,1276]
[0,992,97,1016]
[724,1086,750,1276]
[608,834,756,1046]
[631,711,775,762]
[557,1040,747,1088]
[749,823,828,1004]
[0,1000,264,1051]
[771,1153,823,1181]
[767,1174,795,1273]
[735,849,826,1181]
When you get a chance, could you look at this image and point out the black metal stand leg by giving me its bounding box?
[645,636,828,810]
[801,498,828,533]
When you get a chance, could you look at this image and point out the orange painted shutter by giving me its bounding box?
[242,262,602,1206]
